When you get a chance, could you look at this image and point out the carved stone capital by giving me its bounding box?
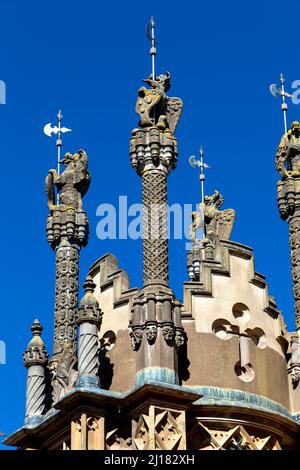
[130,127,178,176]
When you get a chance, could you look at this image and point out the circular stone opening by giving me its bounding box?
[249,327,267,349]
[232,303,251,325]
[212,319,232,341]
[234,361,255,382]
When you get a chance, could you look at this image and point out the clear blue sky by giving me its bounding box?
[0,0,299,447]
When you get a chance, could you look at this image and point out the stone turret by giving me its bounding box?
[23,320,48,425]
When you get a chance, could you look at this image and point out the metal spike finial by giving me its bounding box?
[146,16,157,79]
[43,110,72,203]
[270,73,293,133]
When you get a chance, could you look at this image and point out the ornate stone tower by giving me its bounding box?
[129,72,185,386]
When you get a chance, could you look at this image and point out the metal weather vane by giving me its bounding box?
[146,16,157,79]
[270,73,293,133]
[189,146,210,241]
[43,110,72,203]
[189,146,210,204]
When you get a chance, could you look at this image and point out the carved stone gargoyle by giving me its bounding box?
[135,72,182,132]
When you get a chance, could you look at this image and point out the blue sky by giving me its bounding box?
[0,0,299,447]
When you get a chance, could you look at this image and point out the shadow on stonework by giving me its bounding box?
[98,331,116,390]
[178,332,190,382]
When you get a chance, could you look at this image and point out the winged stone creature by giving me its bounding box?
[276,121,300,178]
[135,71,183,133]
[190,191,235,244]
[46,149,91,211]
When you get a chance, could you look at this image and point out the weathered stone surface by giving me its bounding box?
[46,149,91,402]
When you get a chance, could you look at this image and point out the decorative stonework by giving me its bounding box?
[188,421,284,450]
[130,295,184,350]
[71,414,105,450]
[46,149,91,400]
[289,217,300,327]
[142,169,169,286]
[132,406,186,450]
[276,122,300,330]
[53,242,79,355]
[129,73,185,385]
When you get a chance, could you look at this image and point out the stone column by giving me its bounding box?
[276,122,300,385]
[45,149,90,400]
[129,74,185,386]
[276,124,300,330]
[76,275,102,389]
[23,319,48,426]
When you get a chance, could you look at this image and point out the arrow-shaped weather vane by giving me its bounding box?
[43,110,72,204]
[270,73,293,133]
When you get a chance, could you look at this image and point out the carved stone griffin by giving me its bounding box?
[190,190,235,243]
[135,72,182,132]
[46,149,91,211]
[276,121,300,178]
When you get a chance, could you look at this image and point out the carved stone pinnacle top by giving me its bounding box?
[23,319,48,368]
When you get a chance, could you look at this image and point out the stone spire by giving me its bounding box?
[129,71,185,386]
[76,275,102,389]
[45,148,90,400]
[23,319,48,425]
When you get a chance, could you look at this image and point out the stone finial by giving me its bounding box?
[77,275,102,325]
[23,319,48,367]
